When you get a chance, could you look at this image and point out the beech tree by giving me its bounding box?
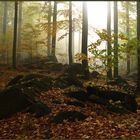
[47,1,52,57]
[137,1,140,91]
[107,2,112,80]
[68,1,73,64]
[17,1,22,48]
[81,2,89,79]
[114,1,118,78]
[12,1,18,69]
[51,1,57,61]
[126,2,130,74]
[2,1,7,44]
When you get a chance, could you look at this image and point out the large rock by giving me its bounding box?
[107,101,131,114]
[7,75,24,87]
[87,86,138,113]
[65,63,84,76]
[66,101,85,107]
[54,74,83,89]
[64,90,89,102]
[0,85,35,119]
[0,73,54,119]
[7,74,54,92]
[26,101,51,118]
[45,62,63,71]
[51,111,87,124]
[107,76,128,86]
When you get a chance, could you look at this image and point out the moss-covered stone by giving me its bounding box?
[0,85,35,119]
[65,63,84,76]
[107,101,131,114]
[66,101,85,107]
[51,111,87,124]
[88,94,108,105]
[64,91,88,102]
[26,101,51,118]
[7,75,24,87]
[21,77,53,91]
[54,75,73,88]
[52,99,62,104]
[7,74,54,92]
[87,86,138,113]
[46,62,63,71]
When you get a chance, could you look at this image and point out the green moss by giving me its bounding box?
[51,111,87,124]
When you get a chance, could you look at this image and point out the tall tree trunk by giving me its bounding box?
[107,2,112,80]
[2,1,7,44]
[17,1,22,64]
[12,1,18,69]
[69,1,73,64]
[47,1,52,56]
[17,1,22,48]
[81,2,89,79]
[72,19,75,62]
[114,1,118,78]
[2,1,8,64]
[137,1,140,92]
[52,1,57,57]
[126,2,130,75]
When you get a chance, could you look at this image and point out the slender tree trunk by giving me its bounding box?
[12,1,18,69]
[126,2,130,75]
[107,2,112,80]
[2,1,7,44]
[2,1,8,64]
[137,1,140,92]
[17,1,22,64]
[52,1,57,57]
[47,1,52,56]
[82,2,89,79]
[79,30,81,53]
[114,1,118,78]
[72,27,75,62]
[69,1,73,64]
[17,1,22,48]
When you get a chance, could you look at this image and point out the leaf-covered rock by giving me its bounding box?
[7,74,24,87]
[66,101,85,107]
[87,86,138,113]
[0,85,35,119]
[64,90,89,102]
[26,101,51,118]
[51,111,87,124]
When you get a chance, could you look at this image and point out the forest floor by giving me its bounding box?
[0,65,140,139]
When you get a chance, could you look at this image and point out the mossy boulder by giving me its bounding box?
[107,76,128,86]
[51,111,87,124]
[64,91,89,102]
[7,74,54,92]
[0,73,54,119]
[88,94,108,105]
[52,99,62,104]
[46,62,63,71]
[53,75,73,88]
[66,63,84,76]
[7,75,24,87]
[0,85,35,119]
[87,86,138,113]
[66,101,85,107]
[26,101,51,118]
[107,101,131,114]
